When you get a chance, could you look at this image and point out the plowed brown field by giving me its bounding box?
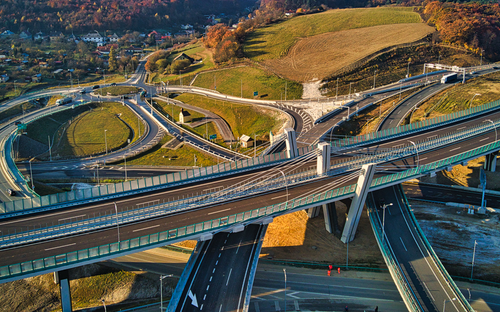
[263,23,435,82]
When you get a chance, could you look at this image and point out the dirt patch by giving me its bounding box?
[264,23,434,82]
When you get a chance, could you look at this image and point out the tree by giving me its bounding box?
[108,46,118,71]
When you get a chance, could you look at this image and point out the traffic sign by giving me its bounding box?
[209,134,217,140]
[17,124,27,130]
[253,91,258,97]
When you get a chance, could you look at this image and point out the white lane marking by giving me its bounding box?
[203,294,206,300]
[208,208,231,215]
[200,304,204,310]
[45,243,76,251]
[271,194,288,200]
[419,157,427,161]
[422,282,435,301]
[399,237,408,251]
[480,137,490,142]
[219,304,223,312]
[218,253,221,258]
[132,224,160,232]
[236,240,242,254]
[58,214,86,221]
[457,126,466,130]
[287,291,300,299]
[206,285,210,291]
[450,147,461,152]
[210,276,212,282]
[216,260,218,265]
[226,268,233,286]
[212,268,216,274]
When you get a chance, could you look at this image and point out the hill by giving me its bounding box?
[0,0,255,33]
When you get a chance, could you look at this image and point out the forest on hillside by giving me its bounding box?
[0,0,256,33]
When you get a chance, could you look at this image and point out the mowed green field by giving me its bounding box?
[245,7,422,61]
[192,66,303,100]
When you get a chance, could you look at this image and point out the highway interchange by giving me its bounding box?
[0,58,499,311]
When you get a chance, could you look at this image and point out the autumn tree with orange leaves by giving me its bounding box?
[204,24,241,64]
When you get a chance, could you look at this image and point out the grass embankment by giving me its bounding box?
[96,86,139,96]
[173,93,286,140]
[245,7,423,62]
[0,102,37,122]
[27,102,143,158]
[192,66,303,100]
[151,43,214,85]
[114,135,218,167]
[409,71,500,123]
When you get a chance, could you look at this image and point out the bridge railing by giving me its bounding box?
[0,183,357,281]
[366,194,423,312]
[330,98,500,150]
[0,165,322,247]
[0,141,315,216]
[395,185,474,311]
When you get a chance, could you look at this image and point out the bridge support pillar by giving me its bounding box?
[323,202,339,234]
[284,128,298,158]
[317,142,331,176]
[54,270,72,312]
[484,152,498,172]
[307,206,321,219]
[341,163,376,243]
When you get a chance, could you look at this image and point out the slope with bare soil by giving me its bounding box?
[263,23,434,82]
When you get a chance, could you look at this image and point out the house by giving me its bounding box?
[1,30,14,37]
[179,108,191,124]
[0,74,9,82]
[34,31,47,40]
[240,135,254,148]
[173,53,194,64]
[148,30,161,40]
[81,31,105,44]
[19,31,31,40]
[67,33,79,43]
[31,73,42,82]
[38,61,48,67]
[97,44,118,55]
[108,33,120,43]
[49,31,64,41]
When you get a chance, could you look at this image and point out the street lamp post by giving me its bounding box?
[483,119,497,143]
[443,298,456,312]
[29,158,34,189]
[381,203,393,241]
[160,274,173,311]
[104,130,108,155]
[277,169,288,203]
[471,240,478,280]
[283,268,287,312]
[407,60,411,78]
[468,93,481,109]
[101,299,107,312]
[336,78,339,100]
[124,155,127,181]
[409,141,419,167]
[373,69,377,89]
[113,202,120,243]
[13,80,17,97]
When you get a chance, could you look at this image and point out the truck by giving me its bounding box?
[441,73,457,84]
[55,97,73,106]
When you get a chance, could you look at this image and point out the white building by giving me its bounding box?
[108,33,120,42]
[81,31,105,45]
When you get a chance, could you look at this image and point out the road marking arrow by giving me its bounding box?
[188,290,198,307]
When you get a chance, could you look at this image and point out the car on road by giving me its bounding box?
[92,85,100,90]
[110,82,116,86]
[7,189,14,196]
[80,89,86,94]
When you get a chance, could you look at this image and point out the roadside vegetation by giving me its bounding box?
[0,102,37,123]
[96,86,139,96]
[25,102,143,159]
[192,66,303,100]
[171,93,287,140]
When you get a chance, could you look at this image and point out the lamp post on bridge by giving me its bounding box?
[160,274,173,311]
[468,93,481,109]
[483,119,497,143]
[381,202,393,241]
[409,141,419,168]
[443,297,456,312]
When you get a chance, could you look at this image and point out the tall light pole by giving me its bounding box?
[113,202,120,243]
[469,93,481,109]
[480,49,483,66]
[283,268,287,312]
[101,299,107,312]
[349,82,353,99]
[160,274,173,311]
[336,78,339,100]
[443,298,456,312]
[484,119,497,142]
[277,169,288,203]
[104,129,108,155]
[407,60,411,78]
[241,79,243,98]
[409,141,419,168]
[29,158,34,189]
[13,80,17,97]
[471,240,478,280]
[373,69,377,89]
[123,155,127,181]
[381,203,393,241]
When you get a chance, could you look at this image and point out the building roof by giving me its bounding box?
[173,53,194,63]
[240,134,252,142]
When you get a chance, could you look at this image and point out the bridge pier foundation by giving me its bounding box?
[323,202,339,234]
[484,152,498,172]
[284,128,298,158]
[54,270,72,312]
[307,206,321,218]
[341,163,376,243]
